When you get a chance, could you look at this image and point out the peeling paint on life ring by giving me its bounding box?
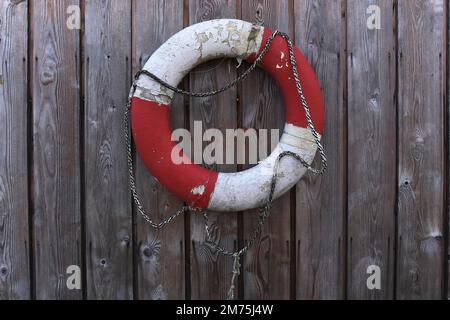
[130,19,325,212]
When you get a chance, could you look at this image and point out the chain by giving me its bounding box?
[124,91,190,229]
[124,29,327,299]
[204,150,305,299]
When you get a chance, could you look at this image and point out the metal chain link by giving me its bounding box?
[124,93,190,229]
[124,30,327,300]
[203,150,305,299]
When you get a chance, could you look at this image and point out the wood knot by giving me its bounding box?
[141,241,161,261]
[40,58,57,86]
[0,265,8,276]
[121,235,130,246]
[40,70,56,85]
[143,247,152,258]
[255,3,264,25]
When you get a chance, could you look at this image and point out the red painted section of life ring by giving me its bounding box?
[247,28,324,134]
[131,27,325,209]
[131,98,219,209]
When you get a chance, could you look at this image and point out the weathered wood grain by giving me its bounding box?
[189,0,239,300]
[132,0,186,300]
[240,0,292,300]
[0,0,29,300]
[2,0,450,301]
[397,0,445,300]
[448,0,450,301]
[347,0,396,299]
[84,0,133,299]
[31,0,82,299]
[294,0,346,300]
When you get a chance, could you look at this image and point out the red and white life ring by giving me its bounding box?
[131,19,324,212]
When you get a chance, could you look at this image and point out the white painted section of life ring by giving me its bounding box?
[208,125,319,211]
[134,19,320,212]
[134,19,264,105]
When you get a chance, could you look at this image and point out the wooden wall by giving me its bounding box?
[0,0,448,300]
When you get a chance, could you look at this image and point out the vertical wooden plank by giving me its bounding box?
[84,0,133,299]
[347,0,396,299]
[448,0,450,302]
[132,0,186,300]
[32,0,82,299]
[189,0,238,300]
[0,0,30,300]
[294,0,346,299]
[397,0,445,299]
[241,0,291,300]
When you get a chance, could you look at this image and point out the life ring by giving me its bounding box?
[131,19,324,212]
